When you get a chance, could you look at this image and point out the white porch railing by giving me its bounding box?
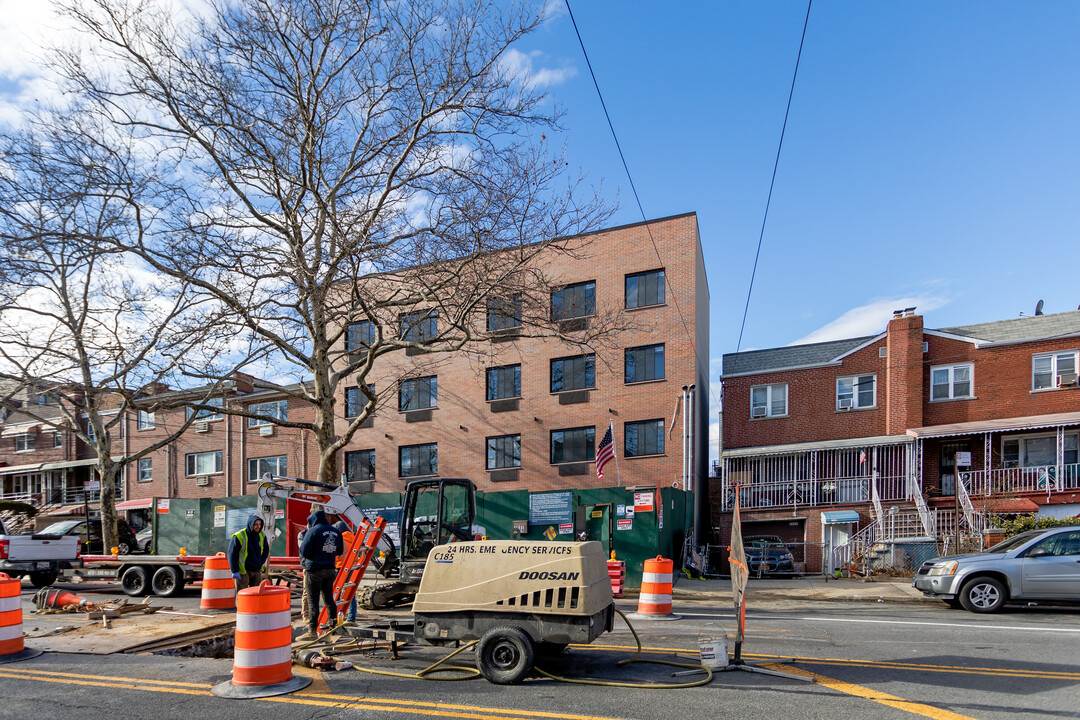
[722,474,909,511]
[832,520,878,573]
[961,464,1080,496]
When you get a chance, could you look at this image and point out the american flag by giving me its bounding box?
[595,426,615,479]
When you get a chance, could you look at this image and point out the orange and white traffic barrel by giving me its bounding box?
[0,572,42,664]
[630,556,680,621]
[211,581,310,698]
[200,552,235,611]
[607,558,625,598]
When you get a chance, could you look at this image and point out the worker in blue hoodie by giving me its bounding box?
[227,514,270,590]
[298,510,344,640]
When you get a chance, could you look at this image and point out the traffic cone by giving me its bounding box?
[39,589,92,609]
[0,573,42,664]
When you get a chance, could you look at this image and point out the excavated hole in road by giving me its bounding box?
[153,635,235,659]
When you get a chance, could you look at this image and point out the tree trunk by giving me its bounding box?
[98,464,119,553]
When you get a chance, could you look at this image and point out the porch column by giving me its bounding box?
[810,450,818,506]
[1057,426,1065,491]
[983,433,992,496]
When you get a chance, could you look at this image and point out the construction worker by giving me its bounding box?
[227,514,269,590]
[334,521,358,623]
[298,510,344,641]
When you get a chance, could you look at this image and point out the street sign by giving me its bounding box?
[84,480,100,490]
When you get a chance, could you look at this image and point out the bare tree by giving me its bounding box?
[52,0,620,484]
[0,111,244,551]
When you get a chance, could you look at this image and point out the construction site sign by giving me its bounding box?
[543,526,557,541]
[633,492,654,513]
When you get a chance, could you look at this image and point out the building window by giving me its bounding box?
[551,354,595,393]
[1002,433,1079,469]
[137,411,155,430]
[186,397,224,421]
[487,295,522,331]
[138,458,152,482]
[14,434,34,452]
[248,400,288,426]
[345,385,373,418]
[400,310,437,343]
[399,376,438,411]
[551,280,595,321]
[486,364,521,401]
[931,364,973,400]
[836,374,875,410]
[346,320,376,351]
[486,434,521,469]
[751,383,787,418]
[399,443,437,477]
[625,269,665,309]
[625,419,665,457]
[1033,351,1078,390]
[625,344,665,383]
[346,449,375,482]
[248,455,287,482]
[186,450,223,476]
[550,426,595,464]
[53,431,63,448]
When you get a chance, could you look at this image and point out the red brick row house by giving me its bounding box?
[720,309,1080,573]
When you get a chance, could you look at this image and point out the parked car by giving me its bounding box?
[743,535,796,576]
[914,525,1080,612]
[136,525,153,554]
[38,518,139,556]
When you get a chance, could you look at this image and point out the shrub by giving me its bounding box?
[993,514,1080,538]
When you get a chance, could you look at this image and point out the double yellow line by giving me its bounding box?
[0,667,617,720]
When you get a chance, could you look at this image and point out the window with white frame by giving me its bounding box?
[53,430,63,448]
[248,455,287,482]
[1032,351,1078,390]
[836,374,875,410]
[1002,433,1079,468]
[248,400,287,426]
[186,397,224,421]
[750,383,787,418]
[931,363,973,400]
[137,410,155,430]
[138,458,152,482]
[186,450,223,476]
[14,433,34,452]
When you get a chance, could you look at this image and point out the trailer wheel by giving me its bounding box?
[121,566,150,596]
[476,626,535,685]
[151,566,184,597]
[28,571,56,588]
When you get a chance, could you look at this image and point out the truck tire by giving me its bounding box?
[29,571,57,588]
[151,566,184,597]
[476,626,536,685]
[121,566,150,596]
[958,576,1006,613]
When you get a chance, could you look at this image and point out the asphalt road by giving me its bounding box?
[3,583,1079,720]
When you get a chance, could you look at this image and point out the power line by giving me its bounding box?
[735,0,813,354]
[563,0,722,417]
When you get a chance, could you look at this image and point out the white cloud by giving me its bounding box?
[501,48,577,89]
[790,295,951,346]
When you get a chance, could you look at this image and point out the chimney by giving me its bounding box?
[885,311,923,435]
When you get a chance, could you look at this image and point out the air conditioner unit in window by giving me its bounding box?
[1057,372,1078,387]
[195,475,209,486]
[838,398,853,410]
[259,425,274,437]
[751,407,767,418]
[194,422,209,433]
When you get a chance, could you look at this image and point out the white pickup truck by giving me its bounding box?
[0,516,80,587]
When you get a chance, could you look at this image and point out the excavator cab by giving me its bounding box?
[400,478,476,570]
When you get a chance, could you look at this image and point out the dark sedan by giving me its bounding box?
[744,535,796,576]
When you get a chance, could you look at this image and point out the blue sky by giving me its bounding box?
[3,2,1080,461]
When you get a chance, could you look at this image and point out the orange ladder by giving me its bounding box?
[318,516,386,627]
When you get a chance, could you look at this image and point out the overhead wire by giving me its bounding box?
[735,0,814,355]
[562,0,722,419]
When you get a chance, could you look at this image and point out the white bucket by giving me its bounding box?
[698,634,729,669]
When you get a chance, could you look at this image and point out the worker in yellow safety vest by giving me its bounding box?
[227,514,270,590]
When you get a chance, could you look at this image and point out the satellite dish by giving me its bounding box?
[1035,299,1044,316]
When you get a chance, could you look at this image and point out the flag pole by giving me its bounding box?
[609,419,621,487]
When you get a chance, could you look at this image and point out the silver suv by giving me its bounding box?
[914,525,1080,613]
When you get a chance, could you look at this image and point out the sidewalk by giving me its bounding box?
[646,575,932,604]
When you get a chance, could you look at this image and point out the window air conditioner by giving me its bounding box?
[195,475,209,486]
[751,406,767,418]
[1057,372,1078,387]
[194,422,209,433]
[259,425,274,437]
[838,398,853,410]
